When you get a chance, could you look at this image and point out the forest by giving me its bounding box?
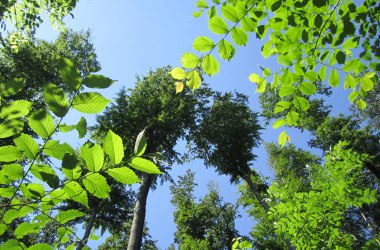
[0,0,379,249]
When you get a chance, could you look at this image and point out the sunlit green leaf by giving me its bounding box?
[196,0,208,8]
[104,130,124,164]
[13,133,39,160]
[80,143,104,172]
[83,173,111,198]
[273,118,287,129]
[56,209,84,224]
[209,16,229,34]
[356,99,367,110]
[0,100,32,119]
[241,17,257,32]
[30,164,59,189]
[287,111,299,126]
[14,222,40,239]
[106,167,141,184]
[64,181,88,208]
[73,92,110,114]
[0,119,23,139]
[304,72,318,82]
[170,68,186,80]
[348,91,359,103]
[181,52,200,68]
[279,85,296,97]
[218,40,235,60]
[59,58,81,92]
[202,54,220,76]
[344,74,357,90]
[28,110,56,139]
[274,101,291,113]
[186,70,202,90]
[360,77,374,91]
[0,164,23,181]
[222,4,239,22]
[293,96,310,111]
[0,146,22,162]
[231,27,248,46]
[328,69,340,87]
[127,157,162,174]
[193,36,214,52]
[278,131,288,147]
[28,244,52,250]
[299,82,316,95]
[43,140,75,160]
[44,83,69,117]
[83,74,116,89]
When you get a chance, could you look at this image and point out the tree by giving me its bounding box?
[98,220,159,250]
[91,66,211,250]
[170,169,241,250]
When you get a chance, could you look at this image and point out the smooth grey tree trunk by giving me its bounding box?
[127,173,154,250]
[76,207,98,250]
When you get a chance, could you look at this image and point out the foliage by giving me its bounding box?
[192,91,261,182]
[170,169,241,250]
[268,142,379,249]
[0,57,160,249]
[173,0,380,145]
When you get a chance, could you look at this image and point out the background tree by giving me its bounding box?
[91,66,211,250]
[170,169,240,250]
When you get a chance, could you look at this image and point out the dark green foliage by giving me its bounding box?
[193,92,261,182]
[170,170,240,250]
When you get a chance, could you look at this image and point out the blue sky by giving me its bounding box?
[33,0,352,249]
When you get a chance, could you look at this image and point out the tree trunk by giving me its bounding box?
[76,207,98,250]
[241,173,294,250]
[127,173,154,250]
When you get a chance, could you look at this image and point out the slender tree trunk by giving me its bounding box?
[241,173,294,250]
[76,207,98,250]
[127,173,154,250]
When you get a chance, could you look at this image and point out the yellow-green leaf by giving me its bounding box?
[170,68,186,80]
[181,52,200,68]
[202,54,220,76]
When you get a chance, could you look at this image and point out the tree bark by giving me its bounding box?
[241,173,294,250]
[76,207,98,250]
[127,173,154,250]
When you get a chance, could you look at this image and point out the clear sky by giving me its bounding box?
[34,0,351,249]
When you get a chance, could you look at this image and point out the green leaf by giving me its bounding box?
[193,36,214,52]
[293,96,310,111]
[328,69,340,87]
[287,111,300,126]
[360,78,374,91]
[273,118,287,129]
[0,224,7,237]
[106,167,141,184]
[278,131,288,147]
[196,0,208,8]
[0,100,32,119]
[0,186,16,198]
[209,16,229,34]
[21,183,45,199]
[348,91,359,103]
[304,72,318,82]
[248,73,261,83]
[80,143,104,172]
[344,74,357,89]
[170,68,186,80]
[192,10,204,18]
[342,37,359,49]
[1,78,26,97]
[83,74,116,89]
[0,119,23,139]
[43,140,75,160]
[274,101,291,113]
[0,239,25,249]
[59,117,87,138]
[319,65,327,81]
[28,110,56,139]
[104,130,124,164]
[356,99,367,110]
[73,92,111,114]
[0,164,24,181]
[13,133,39,160]
[208,6,216,18]
[64,181,88,208]
[202,54,220,76]
[299,82,316,95]
[186,70,202,90]
[240,240,253,249]
[83,173,111,198]
[279,85,296,97]
[56,209,84,224]
[363,72,375,79]
[14,222,40,239]
[218,40,235,60]
[28,244,52,250]
[231,27,248,46]
[181,52,200,68]
[59,58,81,92]
[0,146,22,162]
[43,83,69,117]
[256,78,267,93]
[128,157,162,174]
[134,129,147,157]
[30,164,59,189]
[221,4,239,22]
